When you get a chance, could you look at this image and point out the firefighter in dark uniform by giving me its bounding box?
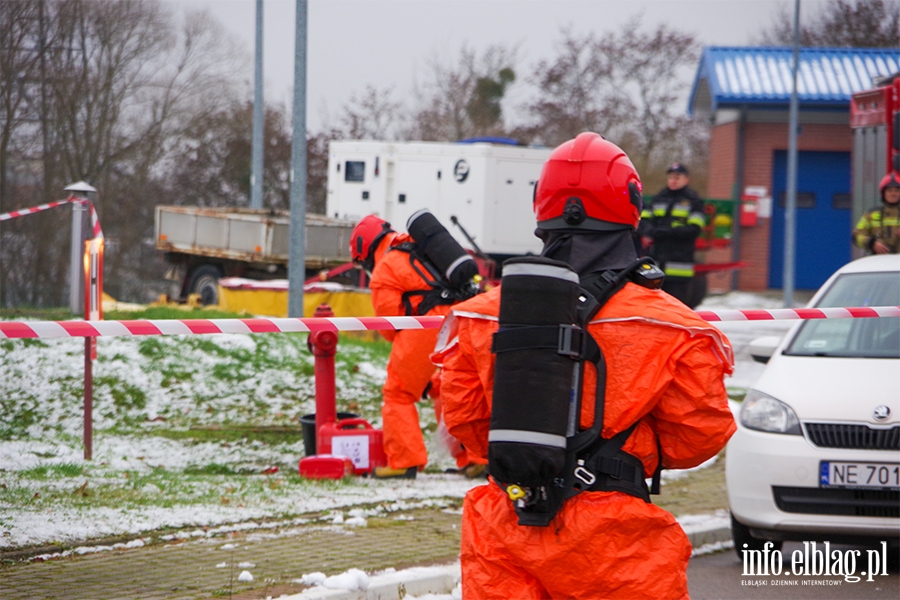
[854,172,900,254]
[637,162,707,307]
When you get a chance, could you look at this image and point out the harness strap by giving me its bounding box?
[575,422,650,503]
[391,242,471,316]
[491,325,587,358]
[650,436,663,495]
[401,288,458,316]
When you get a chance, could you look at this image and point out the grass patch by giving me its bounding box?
[151,426,305,446]
[655,451,729,517]
[0,305,247,322]
[19,462,85,479]
[727,389,747,402]
[183,463,247,476]
[1,338,49,352]
[95,377,148,410]
[105,306,248,321]
[0,307,77,321]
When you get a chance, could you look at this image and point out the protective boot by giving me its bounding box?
[373,466,417,479]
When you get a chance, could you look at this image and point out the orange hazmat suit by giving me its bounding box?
[433,282,736,599]
[369,233,473,470]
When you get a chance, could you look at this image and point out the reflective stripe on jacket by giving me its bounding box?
[854,205,900,253]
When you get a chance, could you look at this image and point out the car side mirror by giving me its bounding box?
[749,336,782,364]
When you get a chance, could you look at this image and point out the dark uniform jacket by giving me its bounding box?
[638,186,706,277]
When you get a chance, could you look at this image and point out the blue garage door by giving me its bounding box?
[769,150,852,290]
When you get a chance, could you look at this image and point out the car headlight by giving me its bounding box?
[739,390,802,435]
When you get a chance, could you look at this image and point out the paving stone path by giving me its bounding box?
[0,506,463,600]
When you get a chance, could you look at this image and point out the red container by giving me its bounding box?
[317,418,388,475]
[299,455,354,479]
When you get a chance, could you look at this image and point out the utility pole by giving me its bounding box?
[783,0,800,308]
[287,0,308,318]
[250,0,265,209]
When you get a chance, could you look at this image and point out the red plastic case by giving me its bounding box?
[316,418,388,475]
[298,455,354,479]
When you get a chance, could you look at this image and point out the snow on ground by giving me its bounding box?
[0,291,797,551]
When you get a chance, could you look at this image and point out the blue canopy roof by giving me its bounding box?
[689,47,900,115]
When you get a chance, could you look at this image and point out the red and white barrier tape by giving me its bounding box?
[695,306,900,322]
[0,316,447,339]
[0,196,103,239]
[1,307,898,340]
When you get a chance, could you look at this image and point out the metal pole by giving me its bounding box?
[783,0,801,308]
[84,336,93,460]
[287,0,308,318]
[69,202,85,313]
[731,105,747,291]
[250,0,265,209]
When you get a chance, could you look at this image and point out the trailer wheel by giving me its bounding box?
[188,265,223,306]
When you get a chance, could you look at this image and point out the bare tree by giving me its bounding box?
[306,128,343,215]
[524,29,630,147]
[339,84,404,140]
[605,19,701,182]
[466,67,516,134]
[524,22,702,187]
[407,44,518,141]
[0,0,248,306]
[0,1,41,214]
[758,0,900,47]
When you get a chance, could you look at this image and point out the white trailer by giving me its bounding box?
[325,140,553,257]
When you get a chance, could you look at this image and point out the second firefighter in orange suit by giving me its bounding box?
[433,133,737,598]
[349,215,482,478]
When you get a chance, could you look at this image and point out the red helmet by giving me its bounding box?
[879,172,900,201]
[533,132,643,231]
[349,214,393,272]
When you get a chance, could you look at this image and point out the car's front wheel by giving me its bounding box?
[731,512,783,559]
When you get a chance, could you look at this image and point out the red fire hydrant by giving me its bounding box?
[307,303,338,453]
[299,303,388,479]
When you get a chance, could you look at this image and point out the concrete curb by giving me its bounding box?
[283,563,461,600]
[285,517,733,599]
[682,515,732,550]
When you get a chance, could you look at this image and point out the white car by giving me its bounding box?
[726,254,900,556]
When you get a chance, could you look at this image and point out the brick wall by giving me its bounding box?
[707,122,738,199]
[705,120,852,292]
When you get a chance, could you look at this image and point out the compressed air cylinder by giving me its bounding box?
[488,256,580,487]
[406,209,479,289]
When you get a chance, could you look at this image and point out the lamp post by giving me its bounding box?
[783,0,801,308]
[65,181,96,314]
[251,0,264,209]
[288,0,308,317]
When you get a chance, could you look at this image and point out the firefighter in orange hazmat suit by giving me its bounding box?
[350,215,482,478]
[432,133,736,599]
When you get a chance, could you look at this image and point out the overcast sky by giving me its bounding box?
[166,0,792,131]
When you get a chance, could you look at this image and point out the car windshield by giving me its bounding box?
[785,271,900,359]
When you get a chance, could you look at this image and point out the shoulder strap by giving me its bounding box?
[564,260,666,500]
[390,242,459,316]
[578,258,664,320]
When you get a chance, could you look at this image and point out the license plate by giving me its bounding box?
[819,461,900,489]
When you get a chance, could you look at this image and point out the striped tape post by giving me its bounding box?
[0,196,104,239]
[1,308,898,340]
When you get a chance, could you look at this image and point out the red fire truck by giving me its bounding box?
[849,72,900,239]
